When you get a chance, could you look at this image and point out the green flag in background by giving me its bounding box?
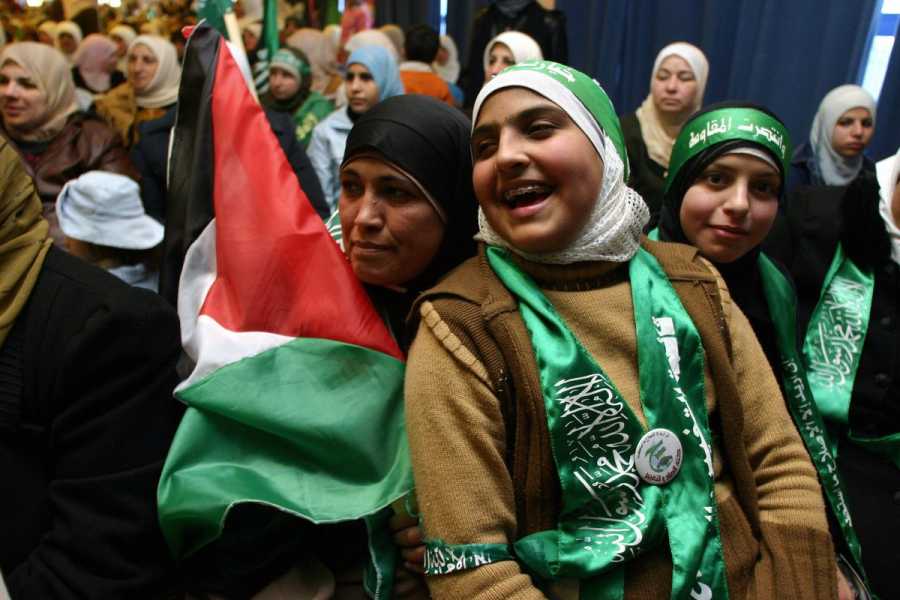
[197,0,233,36]
[252,0,280,93]
[324,0,341,25]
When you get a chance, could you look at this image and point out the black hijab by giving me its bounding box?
[657,101,790,374]
[341,95,479,347]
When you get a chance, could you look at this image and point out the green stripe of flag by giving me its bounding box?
[158,337,410,557]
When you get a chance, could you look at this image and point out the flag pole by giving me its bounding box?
[222,10,259,102]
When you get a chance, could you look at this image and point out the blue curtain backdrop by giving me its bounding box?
[446,0,489,66]
[868,18,900,161]
[373,0,441,31]
[542,0,877,149]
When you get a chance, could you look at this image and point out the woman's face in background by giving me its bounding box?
[485,42,514,80]
[127,44,159,93]
[831,107,874,158]
[0,61,48,134]
[651,54,698,118]
[345,63,379,113]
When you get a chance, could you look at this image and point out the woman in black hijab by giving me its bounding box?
[339,94,479,349]
[183,94,477,599]
[656,101,866,599]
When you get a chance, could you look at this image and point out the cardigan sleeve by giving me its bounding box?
[405,301,548,600]
[7,286,183,599]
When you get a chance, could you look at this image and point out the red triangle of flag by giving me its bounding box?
[199,39,402,361]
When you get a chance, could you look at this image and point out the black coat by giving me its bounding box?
[130,107,329,224]
[0,247,183,599]
[459,1,568,109]
[764,183,900,597]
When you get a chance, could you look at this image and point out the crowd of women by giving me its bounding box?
[0,1,897,598]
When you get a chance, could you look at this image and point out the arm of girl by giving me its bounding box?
[404,303,549,600]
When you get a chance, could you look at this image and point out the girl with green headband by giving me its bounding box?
[656,102,867,599]
[262,46,334,147]
[404,63,839,599]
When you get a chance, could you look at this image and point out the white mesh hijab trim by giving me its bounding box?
[472,70,649,264]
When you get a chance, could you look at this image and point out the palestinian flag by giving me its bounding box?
[156,24,411,594]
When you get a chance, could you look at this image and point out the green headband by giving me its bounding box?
[270,48,311,79]
[665,107,792,193]
[498,60,630,180]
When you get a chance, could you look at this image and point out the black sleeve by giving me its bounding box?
[130,135,167,223]
[840,171,890,270]
[266,109,330,220]
[547,10,568,64]
[459,9,491,109]
[8,284,183,599]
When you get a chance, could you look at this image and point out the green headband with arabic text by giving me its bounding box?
[665,107,792,193]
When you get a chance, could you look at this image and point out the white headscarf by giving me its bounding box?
[433,34,460,83]
[55,21,83,58]
[481,31,542,75]
[877,147,900,265]
[472,67,649,265]
[109,24,137,48]
[128,35,180,109]
[636,41,709,168]
[0,42,79,142]
[344,29,398,61]
[38,21,58,43]
[810,84,877,186]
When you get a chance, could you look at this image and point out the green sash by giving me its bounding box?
[803,246,900,469]
[426,246,730,600]
[758,254,867,578]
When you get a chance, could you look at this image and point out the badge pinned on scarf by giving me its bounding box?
[635,428,683,485]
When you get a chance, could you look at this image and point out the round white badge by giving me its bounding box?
[634,428,683,485]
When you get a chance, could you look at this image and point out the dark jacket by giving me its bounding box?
[1,113,139,245]
[459,1,568,108]
[620,112,667,227]
[131,107,329,224]
[787,141,876,193]
[764,182,900,597]
[0,247,183,599]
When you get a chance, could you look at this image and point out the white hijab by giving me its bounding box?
[55,21,83,59]
[877,147,900,265]
[344,29,398,60]
[481,31,543,75]
[433,34,460,83]
[809,84,876,186]
[128,35,180,109]
[636,41,709,168]
[472,69,649,265]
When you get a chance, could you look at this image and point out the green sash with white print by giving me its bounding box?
[425,246,729,600]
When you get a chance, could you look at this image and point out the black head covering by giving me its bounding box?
[656,101,790,374]
[342,94,479,293]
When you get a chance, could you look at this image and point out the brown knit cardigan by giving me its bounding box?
[404,240,837,600]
